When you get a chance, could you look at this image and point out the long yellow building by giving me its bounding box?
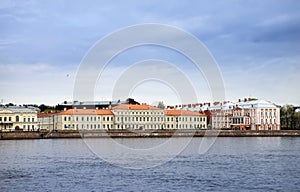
[38,104,207,130]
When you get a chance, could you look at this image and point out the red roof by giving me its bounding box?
[112,104,162,110]
[38,113,55,118]
[165,110,205,116]
[57,109,113,115]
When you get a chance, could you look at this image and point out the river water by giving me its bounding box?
[0,137,299,192]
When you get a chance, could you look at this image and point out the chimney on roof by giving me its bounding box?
[109,101,112,109]
[64,108,67,111]
[96,107,98,110]
[83,107,86,110]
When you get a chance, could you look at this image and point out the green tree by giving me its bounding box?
[280,105,300,130]
[5,103,15,107]
[38,104,55,112]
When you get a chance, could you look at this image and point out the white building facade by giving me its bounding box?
[165,110,207,129]
[210,100,280,130]
[112,104,165,130]
[0,106,38,131]
[38,109,115,130]
[38,104,207,131]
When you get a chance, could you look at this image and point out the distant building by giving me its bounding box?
[165,110,207,129]
[112,104,164,130]
[167,98,280,130]
[56,98,139,110]
[0,106,39,131]
[54,109,114,130]
[37,113,54,130]
[234,99,280,130]
[38,103,207,131]
[210,99,280,130]
[210,102,235,129]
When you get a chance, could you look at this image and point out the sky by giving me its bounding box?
[0,0,299,106]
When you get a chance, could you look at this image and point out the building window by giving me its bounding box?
[32,118,34,122]
[4,117,7,121]
[64,117,67,121]
[9,117,11,121]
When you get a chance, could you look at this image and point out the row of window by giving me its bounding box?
[116,116,164,122]
[0,116,35,122]
[259,125,277,130]
[64,116,113,122]
[63,116,206,123]
[231,118,250,124]
[260,111,277,117]
[64,124,113,129]
[63,123,205,130]
[115,111,164,115]
[261,119,277,124]
[166,123,206,129]
[166,117,206,122]
[0,124,35,130]
[116,124,162,129]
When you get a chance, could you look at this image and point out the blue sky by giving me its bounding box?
[0,0,299,105]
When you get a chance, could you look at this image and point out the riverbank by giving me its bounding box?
[1,130,300,140]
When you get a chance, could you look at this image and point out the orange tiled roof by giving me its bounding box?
[57,109,113,115]
[38,113,55,118]
[165,110,205,116]
[112,104,162,110]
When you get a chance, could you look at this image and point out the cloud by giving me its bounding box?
[0,0,299,105]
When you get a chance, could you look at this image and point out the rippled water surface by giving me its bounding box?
[0,137,300,191]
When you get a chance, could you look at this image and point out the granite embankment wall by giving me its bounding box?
[1,130,300,140]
